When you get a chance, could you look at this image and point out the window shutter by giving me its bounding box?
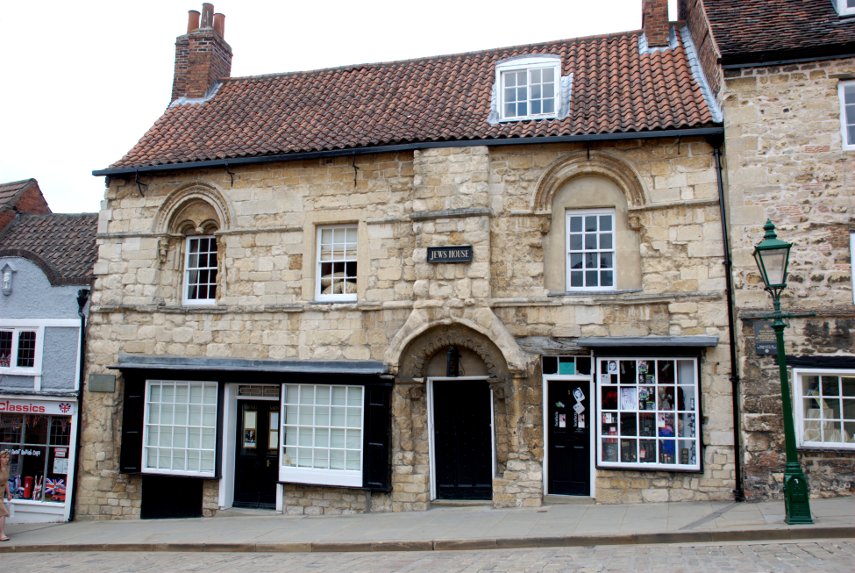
[362,384,391,490]
[119,378,145,473]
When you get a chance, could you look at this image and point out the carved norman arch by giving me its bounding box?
[397,323,511,382]
[153,183,232,235]
[532,150,647,215]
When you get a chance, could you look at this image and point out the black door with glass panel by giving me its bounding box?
[432,380,492,500]
[548,380,591,495]
[234,400,279,508]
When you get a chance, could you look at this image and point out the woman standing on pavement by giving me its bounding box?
[0,450,11,541]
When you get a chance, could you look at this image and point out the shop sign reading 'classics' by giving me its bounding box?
[0,398,76,415]
[427,245,473,264]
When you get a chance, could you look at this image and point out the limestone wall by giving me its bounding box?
[722,57,855,499]
[78,138,736,518]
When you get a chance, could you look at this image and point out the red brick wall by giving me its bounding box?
[643,0,670,47]
[171,28,232,101]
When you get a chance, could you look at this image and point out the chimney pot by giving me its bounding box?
[187,10,200,33]
[213,13,225,37]
[201,3,214,28]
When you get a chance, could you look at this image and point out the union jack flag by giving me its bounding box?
[45,478,66,500]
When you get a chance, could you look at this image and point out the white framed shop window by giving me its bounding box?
[596,357,701,471]
[142,380,218,477]
[794,369,855,450]
[280,384,364,487]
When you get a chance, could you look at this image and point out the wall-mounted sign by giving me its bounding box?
[0,399,77,415]
[754,319,778,356]
[427,246,473,264]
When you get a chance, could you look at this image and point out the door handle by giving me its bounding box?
[266,459,271,468]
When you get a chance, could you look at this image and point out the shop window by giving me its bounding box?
[281,384,364,487]
[0,412,72,504]
[316,225,358,302]
[183,235,218,305]
[0,328,39,371]
[596,358,700,471]
[142,380,218,477]
[795,369,855,449]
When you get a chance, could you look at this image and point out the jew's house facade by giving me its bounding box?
[78,1,742,519]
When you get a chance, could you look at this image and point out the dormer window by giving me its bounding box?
[496,56,562,121]
[835,0,855,16]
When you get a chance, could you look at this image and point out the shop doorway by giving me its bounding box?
[546,378,592,496]
[233,400,279,508]
[429,378,493,500]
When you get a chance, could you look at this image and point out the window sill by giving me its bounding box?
[548,289,642,297]
[797,444,855,453]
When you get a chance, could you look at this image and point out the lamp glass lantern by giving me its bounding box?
[753,220,792,294]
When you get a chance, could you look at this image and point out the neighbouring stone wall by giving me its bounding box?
[722,57,855,499]
[78,138,738,519]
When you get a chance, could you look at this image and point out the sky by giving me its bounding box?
[0,1,677,214]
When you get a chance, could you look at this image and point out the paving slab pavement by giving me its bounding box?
[1,497,853,554]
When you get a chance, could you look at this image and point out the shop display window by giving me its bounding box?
[0,413,72,503]
[795,369,855,449]
[142,380,218,477]
[597,358,700,471]
[281,384,364,487]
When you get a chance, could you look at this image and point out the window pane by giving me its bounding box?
[0,331,12,367]
[144,381,217,475]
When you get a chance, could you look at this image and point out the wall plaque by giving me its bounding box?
[754,319,778,356]
[427,245,473,264]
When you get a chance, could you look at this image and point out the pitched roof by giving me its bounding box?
[0,179,41,211]
[702,0,855,66]
[0,213,99,285]
[102,27,719,173]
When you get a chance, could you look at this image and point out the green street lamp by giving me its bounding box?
[752,219,813,524]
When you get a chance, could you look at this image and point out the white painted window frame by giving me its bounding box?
[496,55,561,121]
[595,357,701,471]
[142,380,219,478]
[565,209,617,291]
[315,224,358,302]
[834,0,855,16]
[793,368,855,450]
[840,80,855,150]
[280,383,364,488]
[0,324,45,376]
[851,232,855,303]
[183,235,218,306]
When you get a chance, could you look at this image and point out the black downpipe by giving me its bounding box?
[713,146,745,502]
[69,288,90,521]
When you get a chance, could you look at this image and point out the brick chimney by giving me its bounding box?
[171,3,232,102]
[642,0,670,47]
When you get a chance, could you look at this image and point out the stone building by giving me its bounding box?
[681,0,855,500]
[0,200,98,522]
[78,1,741,519]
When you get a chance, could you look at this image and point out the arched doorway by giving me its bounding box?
[397,323,512,502]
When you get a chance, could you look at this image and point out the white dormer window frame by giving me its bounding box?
[496,56,562,121]
[834,0,855,17]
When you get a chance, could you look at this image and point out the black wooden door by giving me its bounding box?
[433,380,492,500]
[234,400,279,508]
[547,380,591,495]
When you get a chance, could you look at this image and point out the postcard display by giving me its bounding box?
[598,359,699,470]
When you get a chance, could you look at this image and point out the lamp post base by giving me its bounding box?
[783,464,813,524]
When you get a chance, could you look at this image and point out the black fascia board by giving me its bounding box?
[720,44,855,70]
[92,127,724,178]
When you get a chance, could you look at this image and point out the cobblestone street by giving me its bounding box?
[3,540,854,572]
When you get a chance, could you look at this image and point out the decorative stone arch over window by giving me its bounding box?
[153,183,231,304]
[534,151,646,292]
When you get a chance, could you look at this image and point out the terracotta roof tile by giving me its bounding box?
[0,179,39,211]
[703,0,855,65]
[0,213,99,285]
[107,29,718,171]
